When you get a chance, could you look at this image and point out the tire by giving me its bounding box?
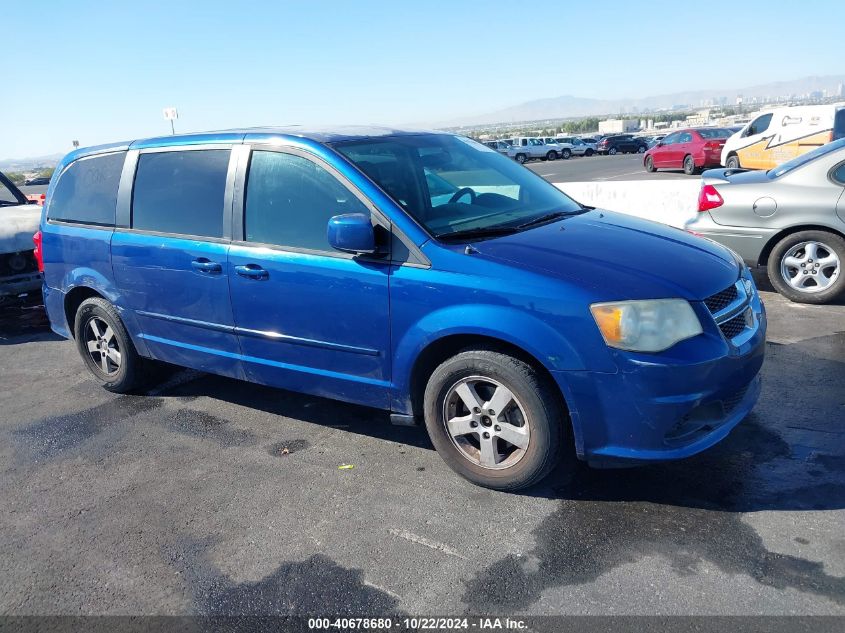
[608,147,618,156]
[561,149,572,159]
[767,231,845,304]
[515,153,527,164]
[683,154,697,175]
[725,154,741,169]
[637,145,647,154]
[585,149,594,157]
[645,156,656,173]
[423,349,565,491]
[546,151,557,161]
[73,297,154,393]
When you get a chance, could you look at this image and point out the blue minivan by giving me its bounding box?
[36,127,766,490]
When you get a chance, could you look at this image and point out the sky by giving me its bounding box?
[3,0,844,158]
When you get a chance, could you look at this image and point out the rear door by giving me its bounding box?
[111,146,242,376]
[674,131,694,168]
[227,146,392,408]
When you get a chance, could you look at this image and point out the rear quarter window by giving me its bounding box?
[48,152,126,225]
[132,149,230,238]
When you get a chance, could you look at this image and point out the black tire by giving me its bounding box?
[645,156,656,173]
[515,153,527,164]
[608,147,618,156]
[423,349,565,491]
[767,231,845,304]
[584,148,594,157]
[546,151,557,161]
[725,154,741,169]
[637,145,647,154]
[683,154,697,175]
[73,297,154,393]
[561,148,572,159]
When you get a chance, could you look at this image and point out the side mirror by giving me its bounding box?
[656,141,664,147]
[327,213,376,255]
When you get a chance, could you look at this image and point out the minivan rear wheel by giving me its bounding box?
[768,230,845,304]
[74,297,153,393]
[423,349,565,490]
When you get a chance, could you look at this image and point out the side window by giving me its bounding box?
[662,133,678,145]
[747,113,773,136]
[132,150,230,238]
[48,152,125,225]
[832,163,845,184]
[244,151,370,252]
[678,132,693,143]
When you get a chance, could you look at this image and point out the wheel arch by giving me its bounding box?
[64,286,106,339]
[406,333,570,427]
[758,224,845,266]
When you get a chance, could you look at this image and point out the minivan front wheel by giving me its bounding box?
[423,350,564,490]
[74,297,151,393]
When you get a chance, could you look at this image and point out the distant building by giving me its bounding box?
[598,118,638,135]
[838,83,844,97]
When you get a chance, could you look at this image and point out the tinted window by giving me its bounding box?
[48,152,125,225]
[662,133,680,145]
[833,162,845,184]
[834,109,845,140]
[747,113,773,136]
[0,179,20,204]
[132,150,230,238]
[244,151,370,251]
[697,128,731,139]
[335,134,582,239]
[678,132,693,143]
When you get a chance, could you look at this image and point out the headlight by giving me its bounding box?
[590,299,703,352]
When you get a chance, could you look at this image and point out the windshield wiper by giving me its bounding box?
[516,209,584,229]
[436,225,520,242]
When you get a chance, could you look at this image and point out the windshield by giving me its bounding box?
[333,134,583,239]
[768,138,845,179]
[697,128,732,139]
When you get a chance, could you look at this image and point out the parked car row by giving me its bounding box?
[482,135,601,164]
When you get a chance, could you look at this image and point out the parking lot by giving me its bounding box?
[1,270,843,617]
[526,152,695,183]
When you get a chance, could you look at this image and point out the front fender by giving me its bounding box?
[390,304,590,414]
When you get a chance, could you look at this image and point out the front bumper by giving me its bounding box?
[554,275,767,465]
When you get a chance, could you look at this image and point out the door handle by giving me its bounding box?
[234,264,269,280]
[191,259,222,274]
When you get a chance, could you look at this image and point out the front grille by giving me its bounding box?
[718,311,747,339]
[705,284,738,313]
[0,251,38,277]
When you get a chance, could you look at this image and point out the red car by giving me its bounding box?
[643,128,732,175]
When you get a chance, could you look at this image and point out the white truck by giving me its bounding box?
[0,172,42,305]
[508,137,563,163]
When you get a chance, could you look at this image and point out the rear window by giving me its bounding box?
[834,109,845,140]
[132,150,230,238]
[48,152,125,225]
[697,128,731,139]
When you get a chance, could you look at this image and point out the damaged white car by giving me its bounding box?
[0,171,42,304]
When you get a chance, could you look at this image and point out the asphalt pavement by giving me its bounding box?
[0,274,843,619]
[526,153,696,183]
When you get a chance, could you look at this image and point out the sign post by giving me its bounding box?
[163,107,179,135]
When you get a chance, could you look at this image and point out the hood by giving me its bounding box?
[471,209,740,301]
[0,204,41,253]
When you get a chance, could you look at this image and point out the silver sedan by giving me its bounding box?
[686,138,845,304]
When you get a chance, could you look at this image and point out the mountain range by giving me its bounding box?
[437,75,845,128]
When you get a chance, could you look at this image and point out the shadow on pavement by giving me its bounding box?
[0,298,62,345]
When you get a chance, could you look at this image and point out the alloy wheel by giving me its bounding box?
[442,375,530,470]
[780,241,840,293]
[84,316,122,375]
